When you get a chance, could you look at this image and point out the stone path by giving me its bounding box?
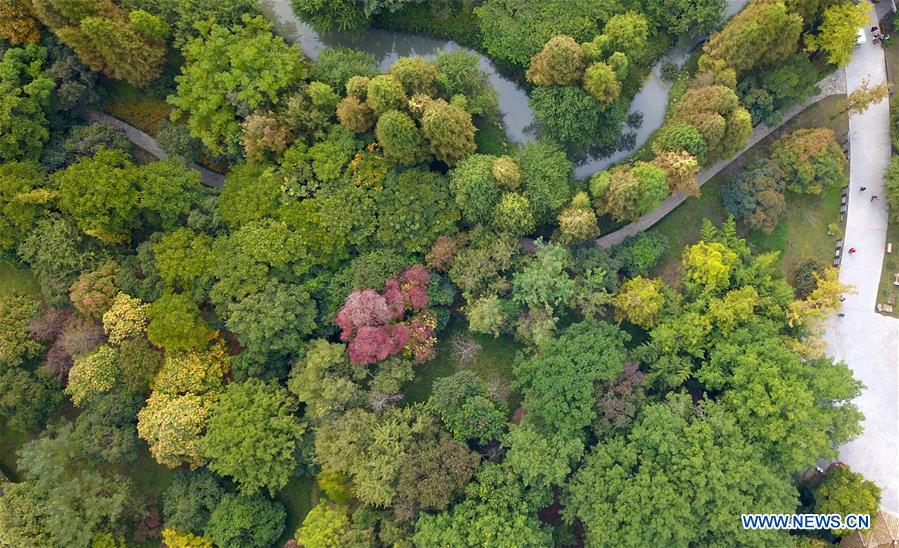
[594,69,846,248]
[81,110,225,188]
[824,6,899,514]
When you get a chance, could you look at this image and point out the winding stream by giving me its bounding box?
[259,0,750,177]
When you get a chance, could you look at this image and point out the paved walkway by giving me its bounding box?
[81,110,225,188]
[824,6,899,513]
[594,70,846,248]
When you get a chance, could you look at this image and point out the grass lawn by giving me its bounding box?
[876,18,899,316]
[275,476,316,545]
[651,95,848,286]
[0,420,28,482]
[876,220,899,316]
[403,316,522,409]
[0,260,41,298]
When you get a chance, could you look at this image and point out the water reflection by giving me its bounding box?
[259,0,750,178]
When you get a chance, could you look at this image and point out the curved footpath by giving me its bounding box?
[81,110,225,188]
[593,69,846,248]
[822,4,899,514]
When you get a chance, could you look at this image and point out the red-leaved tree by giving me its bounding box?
[335,266,436,365]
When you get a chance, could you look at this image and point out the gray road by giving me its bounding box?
[81,110,225,188]
[826,6,899,513]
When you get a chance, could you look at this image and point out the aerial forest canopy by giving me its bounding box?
[0,0,880,546]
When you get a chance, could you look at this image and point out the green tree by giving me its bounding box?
[885,156,899,223]
[0,45,55,162]
[0,294,41,367]
[583,62,621,103]
[0,161,50,253]
[512,242,576,312]
[614,232,670,277]
[225,281,316,375]
[389,56,439,96]
[168,16,309,157]
[513,320,628,434]
[65,345,121,406]
[287,339,362,424]
[162,470,225,535]
[814,465,880,535]
[700,0,802,73]
[366,74,407,115]
[0,422,133,546]
[294,503,352,548]
[168,0,261,47]
[770,127,847,194]
[493,192,535,235]
[435,50,499,118]
[722,165,786,233]
[603,162,670,222]
[673,85,753,162]
[69,387,142,464]
[526,35,585,86]
[806,1,871,67]
[475,0,614,68]
[502,424,583,489]
[428,371,507,444]
[413,462,552,547]
[204,493,285,548]
[314,406,472,510]
[449,154,503,224]
[310,47,377,90]
[153,229,214,295]
[55,148,139,243]
[136,159,201,230]
[529,85,622,153]
[78,13,167,86]
[117,336,160,392]
[31,0,167,86]
[146,291,212,353]
[375,109,425,164]
[421,99,477,165]
[0,367,64,432]
[644,0,725,39]
[16,215,90,305]
[603,11,650,64]
[706,327,863,473]
[557,191,599,244]
[137,391,213,468]
[374,168,460,253]
[218,163,281,228]
[201,379,305,494]
[564,395,797,547]
[613,276,666,328]
[514,141,572,224]
[652,122,709,165]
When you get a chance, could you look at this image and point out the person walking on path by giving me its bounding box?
[848,247,858,254]
[872,195,879,201]
[860,186,867,192]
